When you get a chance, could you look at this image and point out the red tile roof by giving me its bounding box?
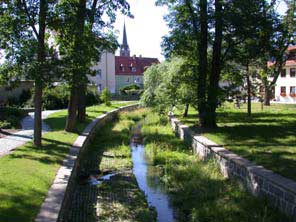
[288,46,296,51]
[115,56,159,75]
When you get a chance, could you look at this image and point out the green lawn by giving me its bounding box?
[142,110,290,222]
[175,102,296,181]
[0,102,135,222]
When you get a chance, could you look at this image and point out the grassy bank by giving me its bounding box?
[61,109,156,222]
[0,102,135,222]
[175,103,296,181]
[142,110,290,222]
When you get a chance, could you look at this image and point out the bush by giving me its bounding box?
[27,84,100,110]
[100,88,111,106]
[119,84,140,95]
[42,85,70,110]
[0,107,27,129]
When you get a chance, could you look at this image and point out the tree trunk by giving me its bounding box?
[206,0,223,128]
[65,87,79,132]
[264,84,271,106]
[66,0,87,130]
[183,103,189,117]
[34,0,47,147]
[246,65,251,117]
[77,83,86,122]
[34,83,43,147]
[197,0,208,127]
[76,0,98,123]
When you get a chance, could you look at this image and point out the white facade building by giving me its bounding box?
[273,46,296,103]
[88,51,116,93]
[50,46,116,94]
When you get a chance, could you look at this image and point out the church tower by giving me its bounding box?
[120,22,130,57]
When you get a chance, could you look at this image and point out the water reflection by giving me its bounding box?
[131,143,175,222]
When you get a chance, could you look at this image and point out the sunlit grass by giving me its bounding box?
[142,110,290,222]
[65,108,156,222]
[175,102,296,181]
[0,101,136,222]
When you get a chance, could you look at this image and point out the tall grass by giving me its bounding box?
[142,111,291,222]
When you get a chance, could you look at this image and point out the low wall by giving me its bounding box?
[35,104,138,222]
[169,115,296,221]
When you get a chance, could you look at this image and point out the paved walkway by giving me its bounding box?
[0,110,59,157]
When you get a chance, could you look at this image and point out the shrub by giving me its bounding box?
[27,84,100,110]
[0,107,27,129]
[119,84,140,95]
[100,88,111,106]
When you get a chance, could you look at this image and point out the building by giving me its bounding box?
[115,23,159,92]
[88,51,116,93]
[271,46,296,102]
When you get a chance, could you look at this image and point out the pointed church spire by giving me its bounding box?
[120,21,130,57]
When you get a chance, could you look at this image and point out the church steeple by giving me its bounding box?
[120,22,130,57]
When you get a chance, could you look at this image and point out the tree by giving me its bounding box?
[157,0,284,127]
[262,0,296,105]
[0,0,57,146]
[53,0,131,132]
[100,88,111,106]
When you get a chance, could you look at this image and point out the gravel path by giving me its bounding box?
[0,110,59,157]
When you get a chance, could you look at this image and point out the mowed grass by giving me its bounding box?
[142,110,291,222]
[0,102,135,222]
[175,102,296,181]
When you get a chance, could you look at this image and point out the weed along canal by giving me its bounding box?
[59,109,291,222]
[131,124,175,222]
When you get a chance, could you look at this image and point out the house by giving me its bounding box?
[115,23,159,92]
[271,46,296,102]
[88,51,116,93]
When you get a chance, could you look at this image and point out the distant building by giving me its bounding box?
[269,46,296,103]
[88,51,116,93]
[115,23,159,92]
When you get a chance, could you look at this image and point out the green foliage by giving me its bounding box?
[142,110,290,222]
[0,107,27,129]
[176,103,296,182]
[120,84,140,94]
[25,84,100,110]
[141,57,195,114]
[0,102,135,222]
[100,88,111,106]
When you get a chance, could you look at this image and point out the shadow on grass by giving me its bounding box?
[143,115,291,222]
[8,137,71,165]
[60,115,154,222]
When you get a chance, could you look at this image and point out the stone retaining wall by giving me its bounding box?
[169,115,296,221]
[35,104,138,222]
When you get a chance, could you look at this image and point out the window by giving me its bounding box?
[290,68,296,77]
[97,69,102,78]
[134,77,140,83]
[280,86,286,96]
[120,64,125,71]
[281,69,286,77]
[126,77,130,83]
[290,86,296,97]
[132,67,137,72]
[97,84,102,92]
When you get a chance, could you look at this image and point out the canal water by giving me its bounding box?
[131,142,175,222]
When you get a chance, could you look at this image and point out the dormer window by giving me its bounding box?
[120,64,125,71]
[132,67,137,72]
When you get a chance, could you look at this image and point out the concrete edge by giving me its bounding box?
[35,103,139,222]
